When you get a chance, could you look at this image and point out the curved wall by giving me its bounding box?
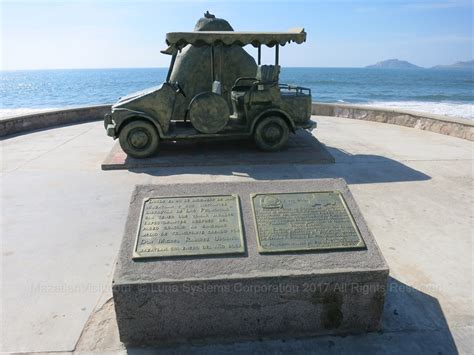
[1,103,472,141]
[0,105,111,138]
[312,102,473,141]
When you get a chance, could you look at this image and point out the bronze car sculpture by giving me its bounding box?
[104,26,316,158]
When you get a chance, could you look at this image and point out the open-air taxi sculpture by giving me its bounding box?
[104,21,315,158]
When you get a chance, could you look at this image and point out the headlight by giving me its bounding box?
[104,113,112,129]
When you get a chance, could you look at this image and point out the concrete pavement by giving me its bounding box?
[1,116,472,353]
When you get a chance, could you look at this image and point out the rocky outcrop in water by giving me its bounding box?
[366,59,421,69]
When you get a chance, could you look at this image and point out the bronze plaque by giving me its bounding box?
[251,192,365,253]
[133,195,244,259]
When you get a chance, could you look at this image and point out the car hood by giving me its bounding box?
[113,85,164,108]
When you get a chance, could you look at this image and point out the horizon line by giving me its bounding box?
[2,65,472,72]
[1,65,363,71]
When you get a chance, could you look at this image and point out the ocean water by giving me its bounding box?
[1,67,472,119]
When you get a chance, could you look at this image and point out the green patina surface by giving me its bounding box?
[133,195,245,259]
[251,192,366,253]
[104,12,314,158]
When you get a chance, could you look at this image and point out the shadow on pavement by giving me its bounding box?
[125,147,431,185]
[293,146,432,184]
[101,128,431,185]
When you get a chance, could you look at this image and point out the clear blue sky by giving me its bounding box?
[1,0,472,70]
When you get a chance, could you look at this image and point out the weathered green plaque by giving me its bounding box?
[251,192,365,253]
[133,195,244,259]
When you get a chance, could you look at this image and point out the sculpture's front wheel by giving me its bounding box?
[254,116,289,152]
[119,120,159,159]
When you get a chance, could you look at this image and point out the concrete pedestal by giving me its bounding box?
[112,179,389,346]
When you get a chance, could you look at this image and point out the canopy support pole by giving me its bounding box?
[166,50,177,83]
[211,45,215,82]
[275,44,279,65]
[258,45,261,65]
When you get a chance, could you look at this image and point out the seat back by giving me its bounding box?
[256,65,280,84]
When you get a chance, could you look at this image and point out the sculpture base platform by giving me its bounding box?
[101,130,334,170]
[112,179,388,346]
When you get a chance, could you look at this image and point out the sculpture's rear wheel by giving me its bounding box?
[254,116,289,151]
[119,120,160,159]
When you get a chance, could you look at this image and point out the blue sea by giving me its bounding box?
[1,67,472,119]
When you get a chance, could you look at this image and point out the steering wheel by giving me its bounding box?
[174,82,186,97]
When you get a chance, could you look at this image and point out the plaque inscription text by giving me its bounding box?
[134,195,244,258]
[251,192,365,253]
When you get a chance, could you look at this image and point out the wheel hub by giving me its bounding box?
[263,124,282,143]
[129,129,150,149]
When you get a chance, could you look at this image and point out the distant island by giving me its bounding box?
[431,60,474,69]
[366,59,421,69]
[366,58,473,70]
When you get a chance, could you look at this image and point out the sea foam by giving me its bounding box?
[360,101,473,120]
[0,108,60,119]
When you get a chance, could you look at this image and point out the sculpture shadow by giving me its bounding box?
[122,143,431,185]
[292,146,432,184]
[124,276,457,353]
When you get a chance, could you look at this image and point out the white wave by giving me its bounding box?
[0,108,64,119]
[0,108,63,119]
[359,101,473,120]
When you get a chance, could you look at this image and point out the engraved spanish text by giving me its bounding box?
[251,192,365,252]
[134,195,244,258]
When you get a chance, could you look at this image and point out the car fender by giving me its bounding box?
[113,108,164,138]
[251,108,296,133]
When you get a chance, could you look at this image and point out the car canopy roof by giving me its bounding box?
[165,28,306,49]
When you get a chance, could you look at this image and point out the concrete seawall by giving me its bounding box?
[0,105,111,138]
[312,102,473,141]
[1,103,472,141]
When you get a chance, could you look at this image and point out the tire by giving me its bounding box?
[254,116,290,152]
[119,120,159,159]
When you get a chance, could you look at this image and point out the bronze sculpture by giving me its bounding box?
[104,13,315,158]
